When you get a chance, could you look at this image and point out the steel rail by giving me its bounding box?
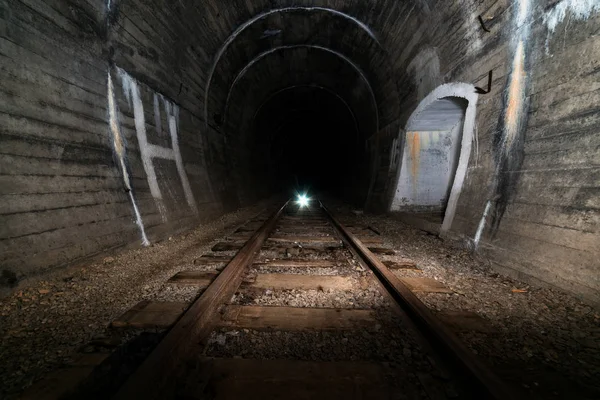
[114,200,289,399]
[320,201,518,400]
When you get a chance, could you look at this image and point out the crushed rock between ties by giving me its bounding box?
[233,285,388,309]
[259,247,351,261]
[240,249,388,309]
[206,317,421,365]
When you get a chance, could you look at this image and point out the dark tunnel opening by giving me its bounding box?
[216,44,382,207]
[249,86,366,200]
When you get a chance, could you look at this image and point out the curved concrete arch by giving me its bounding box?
[204,7,380,127]
[222,45,379,132]
[251,84,362,144]
[389,82,479,234]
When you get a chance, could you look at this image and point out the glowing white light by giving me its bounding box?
[297,194,309,208]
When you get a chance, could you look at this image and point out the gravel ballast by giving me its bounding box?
[2,199,598,399]
[329,203,600,400]
[0,202,271,399]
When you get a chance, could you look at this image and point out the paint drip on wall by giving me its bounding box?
[501,40,527,155]
[107,70,150,246]
[485,0,532,238]
[407,132,421,184]
[543,0,600,54]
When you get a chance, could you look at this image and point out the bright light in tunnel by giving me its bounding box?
[297,194,310,208]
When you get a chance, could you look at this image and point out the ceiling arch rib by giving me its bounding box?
[222,45,379,132]
[205,6,400,130]
[221,46,378,142]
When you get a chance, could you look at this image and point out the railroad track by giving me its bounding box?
[23,199,517,399]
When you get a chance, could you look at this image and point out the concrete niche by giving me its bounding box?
[390,83,478,234]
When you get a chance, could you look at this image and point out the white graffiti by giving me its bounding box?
[473,200,491,248]
[107,71,150,246]
[544,0,600,53]
[516,0,531,26]
[116,67,198,222]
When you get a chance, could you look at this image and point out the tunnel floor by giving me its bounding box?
[1,200,599,399]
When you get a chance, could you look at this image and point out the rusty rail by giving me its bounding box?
[114,201,289,399]
[320,202,518,400]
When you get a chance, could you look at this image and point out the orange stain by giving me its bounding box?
[504,40,526,150]
[408,131,421,180]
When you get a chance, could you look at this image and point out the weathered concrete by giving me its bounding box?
[373,0,600,305]
[0,0,598,305]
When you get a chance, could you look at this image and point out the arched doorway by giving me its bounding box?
[390,83,478,234]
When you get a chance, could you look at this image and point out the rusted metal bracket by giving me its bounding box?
[478,15,491,32]
[475,70,493,94]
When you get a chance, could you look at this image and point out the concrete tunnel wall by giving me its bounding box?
[0,0,599,305]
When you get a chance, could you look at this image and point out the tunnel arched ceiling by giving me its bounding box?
[222,45,377,127]
[220,46,377,142]
[203,3,427,133]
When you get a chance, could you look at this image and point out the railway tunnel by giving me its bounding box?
[1,0,599,399]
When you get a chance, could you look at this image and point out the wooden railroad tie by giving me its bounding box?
[219,305,375,331]
[382,259,420,270]
[111,300,188,329]
[212,240,343,252]
[167,271,219,285]
[193,255,232,265]
[187,358,393,399]
[367,247,396,255]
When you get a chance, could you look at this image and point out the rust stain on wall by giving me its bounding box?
[503,40,526,153]
[489,0,532,235]
[407,131,421,180]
